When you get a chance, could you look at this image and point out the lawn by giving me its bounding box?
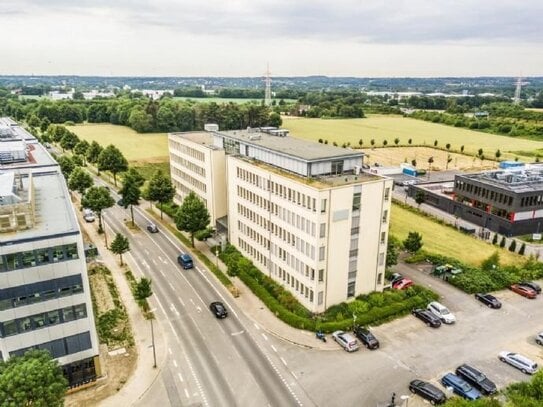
[390,204,522,266]
[68,123,168,162]
[283,115,543,161]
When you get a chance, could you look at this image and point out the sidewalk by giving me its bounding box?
[78,210,168,407]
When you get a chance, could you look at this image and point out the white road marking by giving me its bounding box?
[184,388,189,398]
[170,303,180,317]
[162,259,168,264]
[271,345,277,353]
[280,357,288,366]
[177,372,183,382]
[262,333,268,341]
[231,330,245,336]
[158,255,164,263]
[151,259,157,266]
[254,323,260,330]
[168,348,172,356]
[145,249,150,255]
[196,306,202,313]
[159,269,166,277]
[173,359,178,368]
[169,282,175,290]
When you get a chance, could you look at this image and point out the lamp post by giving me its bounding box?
[149,308,157,368]
[215,246,219,268]
[102,213,108,249]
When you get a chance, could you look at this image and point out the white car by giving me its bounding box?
[83,208,95,223]
[332,330,359,352]
[499,351,538,374]
[536,332,543,346]
[427,301,456,324]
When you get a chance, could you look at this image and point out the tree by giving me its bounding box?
[481,252,500,271]
[411,159,417,167]
[358,139,363,147]
[500,236,506,248]
[460,145,465,153]
[81,186,115,232]
[174,192,210,247]
[68,167,93,195]
[408,138,412,145]
[394,137,400,146]
[382,139,388,147]
[403,231,423,253]
[446,143,451,150]
[145,170,176,219]
[110,233,130,265]
[434,140,438,147]
[428,156,434,170]
[509,239,517,252]
[492,234,498,245]
[119,168,144,226]
[478,148,484,157]
[0,349,68,407]
[134,277,153,309]
[59,131,79,152]
[56,155,75,178]
[495,149,502,161]
[519,242,526,255]
[386,236,400,267]
[415,190,425,207]
[40,117,51,133]
[74,140,90,165]
[269,112,282,127]
[370,139,375,147]
[446,154,453,170]
[86,141,103,165]
[97,145,128,186]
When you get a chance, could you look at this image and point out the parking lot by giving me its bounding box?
[278,262,543,406]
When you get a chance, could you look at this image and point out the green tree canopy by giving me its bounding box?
[86,141,103,164]
[0,349,68,407]
[119,168,144,226]
[97,145,128,186]
[59,130,80,151]
[403,231,423,253]
[56,155,75,178]
[81,186,115,232]
[134,277,153,309]
[145,170,176,219]
[68,167,93,195]
[110,233,130,265]
[174,192,210,247]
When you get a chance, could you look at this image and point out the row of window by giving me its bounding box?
[0,243,79,272]
[0,303,87,338]
[455,181,514,206]
[0,274,84,311]
[173,181,208,209]
[171,155,206,177]
[10,331,92,359]
[172,167,207,193]
[238,237,268,268]
[171,141,205,162]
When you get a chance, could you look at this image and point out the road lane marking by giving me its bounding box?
[271,345,277,353]
[177,372,183,382]
[168,348,172,355]
[280,357,288,366]
[173,359,178,368]
[159,269,166,277]
[254,323,260,330]
[158,255,164,263]
[169,282,175,290]
[151,259,157,266]
[262,333,268,341]
[184,388,189,398]
[231,330,245,336]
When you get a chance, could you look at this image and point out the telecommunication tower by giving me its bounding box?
[263,63,272,106]
[513,76,528,104]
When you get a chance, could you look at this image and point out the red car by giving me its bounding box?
[393,278,414,290]
[510,284,537,299]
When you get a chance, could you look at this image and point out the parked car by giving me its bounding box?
[209,301,228,318]
[332,331,359,352]
[146,222,159,233]
[441,373,481,400]
[427,301,456,324]
[353,326,379,350]
[83,208,95,223]
[536,332,543,346]
[519,281,542,294]
[117,198,126,207]
[474,293,502,309]
[412,308,441,328]
[455,364,497,395]
[393,278,414,290]
[409,379,446,405]
[388,273,404,285]
[177,253,194,269]
[499,351,538,374]
[510,284,537,299]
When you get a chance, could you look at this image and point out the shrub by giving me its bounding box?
[509,239,517,252]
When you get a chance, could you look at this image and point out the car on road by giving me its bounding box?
[412,308,441,328]
[209,301,228,318]
[393,278,414,290]
[499,351,538,374]
[441,373,481,400]
[427,301,456,324]
[117,198,126,207]
[455,364,497,395]
[177,253,194,269]
[536,332,543,346]
[510,284,537,299]
[519,281,542,294]
[332,331,359,352]
[83,208,95,223]
[353,326,379,350]
[474,293,502,309]
[147,222,159,233]
[409,379,446,405]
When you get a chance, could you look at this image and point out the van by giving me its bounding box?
[177,254,194,269]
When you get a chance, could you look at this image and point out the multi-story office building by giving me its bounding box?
[0,119,100,387]
[169,126,392,312]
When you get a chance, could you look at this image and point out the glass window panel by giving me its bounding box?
[47,310,60,325]
[72,284,83,294]
[18,317,32,332]
[63,307,76,322]
[3,320,18,336]
[35,248,51,264]
[59,286,72,297]
[0,299,12,311]
[65,334,81,354]
[32,314,46,329]
[65,244,78,259]
[74,304,87,319]
[52,246,64,261]
[27,292,41,304]
[6,253,20,270]
[21,251,36,267]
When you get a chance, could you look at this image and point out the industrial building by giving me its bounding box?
[0,118,100,386]
[169,126,392,312]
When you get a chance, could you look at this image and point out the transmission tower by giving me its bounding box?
[263,63,272,106]
[513,76,528,104]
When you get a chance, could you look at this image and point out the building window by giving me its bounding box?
[384,188,390,201]
[380,232,386,244]
[352,192,361,211]
[379,252,385,266]
[319,246,325,261]
[318,291,324,305]
[321,199,327,213]
[382,210,388,223]
[318,269,324,282]
[347,282,356,297]
[331,160,343,175]
[319,223,326,238]
[377,273,383,284]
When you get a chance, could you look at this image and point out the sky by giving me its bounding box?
[0,0,542,77]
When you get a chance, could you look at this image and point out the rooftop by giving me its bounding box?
[170,131,220,149]
[217,128,364,162]
[0,141,57,171]
[458,165,543,193]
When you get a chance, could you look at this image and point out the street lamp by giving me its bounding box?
[149,307,157,368]
[215,246,219,268]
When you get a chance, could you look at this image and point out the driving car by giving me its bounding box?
[499,351,538,374]
[209,301,228,318]
[412,308,442,328]
[409,379,446,405]
[83,208,95,223]
[332,331,359,352]
[353,326,379,350]
[393,278,414,290]
[510,284,537,299]
[536,332,543,346]
[455,364,497,395]
[474,293,502,309]
[519,281,542,294]
[177,253,194,269]
[441,373,481,400]
[117,198,126,207]
[427,301,456,324]
[147,222,159,233]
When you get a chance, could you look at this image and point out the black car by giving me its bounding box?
[519,281,542,294]
[412,308,442,328]
[209,301,228,318]
[409,379,446,405]
[117,198,126,207]
[353,326,379,350]
[474,293,502,309]
[455,364,497,395]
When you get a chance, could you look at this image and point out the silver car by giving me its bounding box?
[499,351,538,374]
[536,332,543,346]
[332,330,359,352]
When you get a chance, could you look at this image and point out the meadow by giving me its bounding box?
[283,115,543,161]
[390,204,522,266]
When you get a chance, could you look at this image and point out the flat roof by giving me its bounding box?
[458,167,543,194]
[217,129,364,162]
[0,141,58,171]
[169,131,220,149]
[0,170,79,244]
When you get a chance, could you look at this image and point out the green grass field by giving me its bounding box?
[68,123,168,163]
[283,115,543,161]
[390,204,522,266]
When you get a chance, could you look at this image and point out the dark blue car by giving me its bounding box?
[441,373,481,400]
[178,254,194,269]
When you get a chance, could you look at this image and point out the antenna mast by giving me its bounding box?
[264,63,272,106]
